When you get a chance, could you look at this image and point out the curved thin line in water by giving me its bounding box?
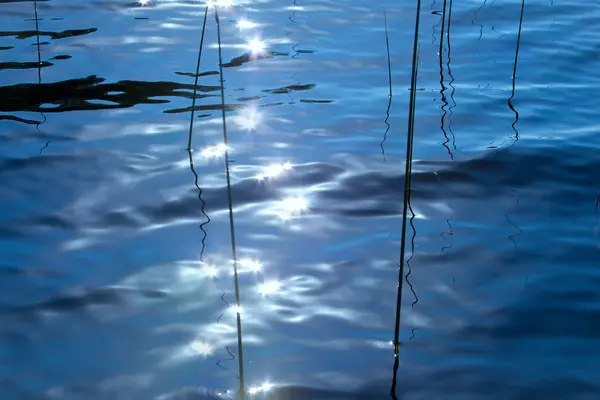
[437,0,453,159]
[505,188,522,249]
[381,12,392,162]
[391,0,422,389]
[504,0,525,151]
[216,346,235,370]
[186,6,209,152]
[446,0,458,153]
[441,202,455,251]
[186,6,210,262]
[39,140,50,154]
[33,0,48,151]
[188,151,211,261]
[471,0,487,41]
[215,8,245,398]
[405,200,419,309]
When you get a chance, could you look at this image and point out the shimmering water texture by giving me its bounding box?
[1,0,600,399]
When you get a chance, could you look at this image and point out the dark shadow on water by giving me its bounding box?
[0,75,220,115]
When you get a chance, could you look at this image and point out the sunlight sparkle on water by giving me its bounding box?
[203,264,219,278]
[248,382,274,396]
[247,38,266,55]
[191,340,214,357]
[234,107,262,132]
[279,196,308,220]
[237,19,258,30]
[258,280,281,296]
[230,304,243,315]
[200,143,228,159]
[256,162,292,181]
[238,258,263,273]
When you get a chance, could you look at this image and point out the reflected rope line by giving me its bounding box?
[504,0,525,150]
[437,0,453,159]
[405,200,419,309]
[186,5,210,261]
[446,0,458,153]
[34,0,48,152]
[471,0,487,41]
[391,0,422,395]
[381,12,392,163]
[505,188,522,249]
[215,8,245,399]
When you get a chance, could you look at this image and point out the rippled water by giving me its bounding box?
[2,0,600,398]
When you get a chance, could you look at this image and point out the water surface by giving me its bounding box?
[1,0,600,398]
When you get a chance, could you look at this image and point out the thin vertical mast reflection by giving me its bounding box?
[391,0,422,397]
[215,7,245,399]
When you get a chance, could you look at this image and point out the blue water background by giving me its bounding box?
[1,0,600,398]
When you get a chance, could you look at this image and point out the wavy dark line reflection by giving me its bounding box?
[33,0,48,152]
[441,202,455,252]
[446,0,458,153]
[391,0,422,389]
[381,12,392,162]
[185,5,210,262]
[471,0,488,41]
[216,345,235,370]
[437,0,453,160]
[405,201,419,309]
[215,8,245,398]
[505,189,522,249]
[505,0,525,150]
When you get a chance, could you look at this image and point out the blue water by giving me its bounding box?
[1,0,600,398]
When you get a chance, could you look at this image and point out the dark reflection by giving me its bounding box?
[391,0,422,396]
[0,46,14,50]
[505,0,525,149]
[381,11,392,162]
[176,70,219,78]
[33,0,48,151]
[0,75,220,114]
[471,0,488,40]
[446,0,458,153]
[505,188,522,249]
[437,0,453,159]
[186,4,211,262]
[215,8,245,398]
[49,54,71,60]
[221,51,288,68]
[263,83,315,94]
[19,287,167,314]
[0,27,97,40]
[0,61,52,70]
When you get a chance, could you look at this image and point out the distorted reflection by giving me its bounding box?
[200,143,228,159]
[258,280,281,296]
[255,162,292,181]
[279,196,308,220]
[238,258,263,273]
[237,19,258,30]
[229,304,243,315]
[248,382,274,396]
